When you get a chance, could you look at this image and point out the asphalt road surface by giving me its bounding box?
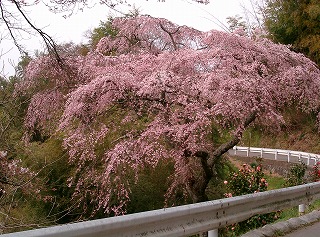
[283,221,320,237]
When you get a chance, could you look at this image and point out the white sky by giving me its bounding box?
[1,0,251,77]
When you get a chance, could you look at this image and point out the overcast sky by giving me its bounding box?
[1,0,251,77]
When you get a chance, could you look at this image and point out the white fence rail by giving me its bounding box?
[3,147,320,237]
[228,146,320,166]
[3,182,320,237]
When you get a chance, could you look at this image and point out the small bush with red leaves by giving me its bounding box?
[310,161,320,182]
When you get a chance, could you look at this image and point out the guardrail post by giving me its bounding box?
[247,147,250,157]
[208,229,218,237]
[275,151,277,160]
[288,151,290,162]
[308,154,310,166]
[299,204,306,216]
[260,148,263,158]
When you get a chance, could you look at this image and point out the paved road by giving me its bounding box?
[241,210,320,237]
[283,221,320,237]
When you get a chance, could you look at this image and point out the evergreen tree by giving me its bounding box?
[264,0,320,65]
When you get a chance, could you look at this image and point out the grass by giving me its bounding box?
[229,164,320,235]
[308,199,320,211]
[274,199,320,224]
[265,174,320,223]
[238,112,320,223]
[266,175,286,190]
[278,206,299,221]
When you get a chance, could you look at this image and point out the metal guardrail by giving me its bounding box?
[3,146,320,237]
[228,146,320,166]
[3,182,320,237]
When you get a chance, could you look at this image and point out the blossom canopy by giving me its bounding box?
[21,15,320,215]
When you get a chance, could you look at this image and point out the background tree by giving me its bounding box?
[0,69,45,232]
[226,0,267,38]
[87,17,118,50]
[264,0,320,65]
[21,15,320,217]
[86,7,140,50]
[226,15,248,33]
[0,55,31,156]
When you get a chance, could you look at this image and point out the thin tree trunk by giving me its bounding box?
[187,112,258,203]
[208,112,257,169]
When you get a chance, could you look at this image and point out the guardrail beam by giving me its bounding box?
[3,182,320,237]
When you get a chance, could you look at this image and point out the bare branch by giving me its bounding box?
[159,23,180,51]
[10,0,63,63]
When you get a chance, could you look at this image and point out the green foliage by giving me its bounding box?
[265,175,285,190]
[0,196,49,233]
[16,136,79,224]
[0,61,39,233]
[284,162,307,187]
[14,55,32,78]
[264,0,320,65]
[223,162,280,236]
[87,8,140,50]
[0,75,28,156]
[206,157,234,200]
[242,127,263,147]
[87,17,118,49]
[127,160,175,213]
[211,123,233,146]
[225,163,268,196]
[241,107,319,154]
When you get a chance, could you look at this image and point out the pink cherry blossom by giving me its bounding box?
[20,15,320,215]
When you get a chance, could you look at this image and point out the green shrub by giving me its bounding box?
[222,162,280,236]
[284,162,307,187]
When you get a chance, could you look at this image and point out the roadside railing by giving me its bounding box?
[229,146,320,166]
[3,147,320,237]
[3,183,320,237]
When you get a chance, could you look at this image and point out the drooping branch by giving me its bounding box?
[11,0,63,64]
[1,0,63,65]
[0,2,26,54]
[20,15,320,215]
